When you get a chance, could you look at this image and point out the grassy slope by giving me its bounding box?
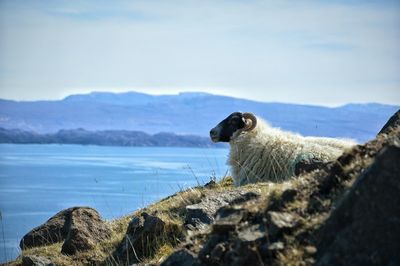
[9,176,294,265]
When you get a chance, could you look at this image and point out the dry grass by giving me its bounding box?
[6,176,238,265]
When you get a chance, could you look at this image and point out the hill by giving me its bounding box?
[0,91,398,142]
[8,110,400,266]
[0,128,222,147]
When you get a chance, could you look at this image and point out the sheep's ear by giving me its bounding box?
[243,113,257,131]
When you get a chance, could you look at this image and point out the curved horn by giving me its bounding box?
[242,112,257,131]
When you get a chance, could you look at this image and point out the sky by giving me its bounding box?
[0,0,399,106]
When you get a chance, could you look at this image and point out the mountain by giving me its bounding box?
[0,91,398,143]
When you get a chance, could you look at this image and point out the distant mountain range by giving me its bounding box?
[0,91,398,143]
[0,128,221,147]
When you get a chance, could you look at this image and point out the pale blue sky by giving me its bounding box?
[0,0,399,106]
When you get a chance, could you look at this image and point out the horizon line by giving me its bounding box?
[0,89,398,108]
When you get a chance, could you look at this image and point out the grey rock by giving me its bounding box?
[211,222,236,235]
[61,207,111,255]
[304,245,317,255]
[21,255,55,266]
[161,249,200,266]
[237,224,265,243]
[295,158,326,175]
[216,206,246,222]
[198,235,225,265]
[212,206,246,234]
[210,243,227,264]
[212,207,246,234]
[20,206,108,250]
[268,188,298,211]
[204,179,217,188]
[316,144,400,266]
[114,212,166,264]
[267,211,298,237]
[185,190,259,227]
[20,208,71,249]
[268,241,285,251]
[199,222,266,265]
[229,191,260,205]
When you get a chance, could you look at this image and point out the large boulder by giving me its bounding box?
[316,144,400,265]
[20,206,111,255]
[20,207,74,249]
[61,207,112,255]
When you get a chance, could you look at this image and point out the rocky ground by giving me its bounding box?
[8,110,400,266]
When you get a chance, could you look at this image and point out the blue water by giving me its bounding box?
[0,144,229,263]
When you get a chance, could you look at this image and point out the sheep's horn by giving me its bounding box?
[243,112,257,131]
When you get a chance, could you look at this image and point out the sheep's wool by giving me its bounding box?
[229,117,355,186]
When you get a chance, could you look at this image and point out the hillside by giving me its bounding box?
[0,128,222,147]
[0,92,398,142]
[9,110,400,265]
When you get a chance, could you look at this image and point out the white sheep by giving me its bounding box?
[210,112,356,186]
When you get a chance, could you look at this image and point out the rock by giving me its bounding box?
[268,241,284,251]
[185,190,259,227]
[280,189,298,203]
[20,207,78,249]
[229,191,260,205]
[237,224,266,243]
[222,240,263,266]
[304,245,317,255]
[198,235,226,265]
[61,207,111,255]
[211,222,237,235]
[267,211,298,237]
[216,206,246,222]
[20,206,110,254]
[316,144,400,266]
[21,255,54,266]
[212,206,246,234]
[209,243,227,264]
[378,109,400,135]
[295,158,326,175]
[114,212,166,263]
[268,189,298,211]
[204,179,217,188]
[161,249,200,266]
[199,218,266,265]
[20,208,71,249]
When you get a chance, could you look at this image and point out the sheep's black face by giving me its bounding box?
[209,112,246,142]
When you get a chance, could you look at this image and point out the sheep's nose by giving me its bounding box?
[210,128,220,142]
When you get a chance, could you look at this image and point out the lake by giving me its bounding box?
[0,144,229,263]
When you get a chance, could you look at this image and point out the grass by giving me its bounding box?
[4,176,233,265]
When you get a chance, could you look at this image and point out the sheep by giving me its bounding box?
[210,112,356,186]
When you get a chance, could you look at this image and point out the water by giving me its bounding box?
[0,144,229,263]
